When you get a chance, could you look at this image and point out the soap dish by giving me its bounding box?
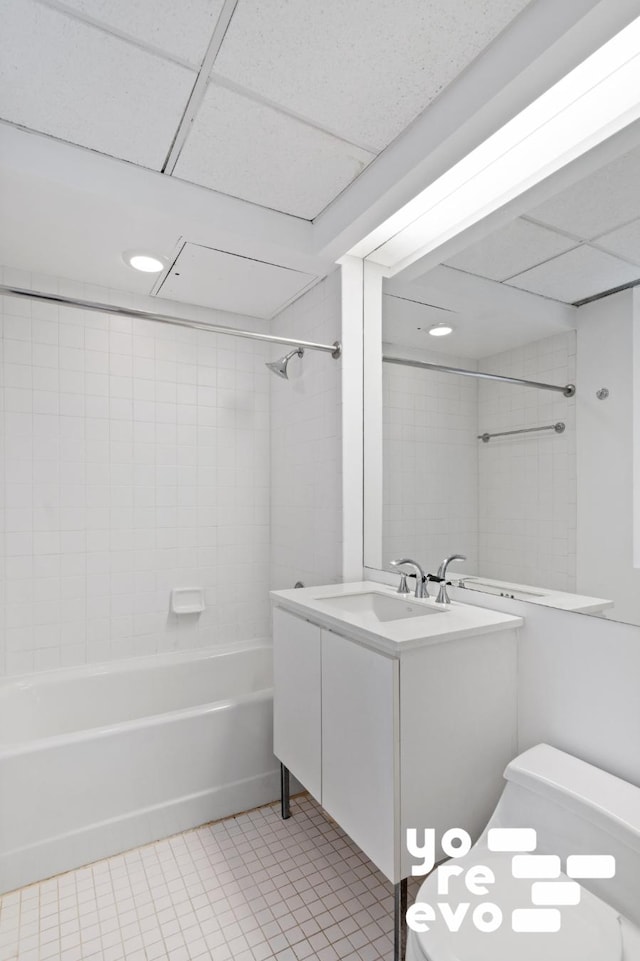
[170,587,205,615]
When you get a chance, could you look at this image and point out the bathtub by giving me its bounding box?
[0,642,277,894]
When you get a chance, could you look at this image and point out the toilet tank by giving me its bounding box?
[483,744,640,927]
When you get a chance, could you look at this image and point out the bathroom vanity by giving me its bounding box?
[270,582,522,958]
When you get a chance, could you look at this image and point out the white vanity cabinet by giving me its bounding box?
[273,607,398,875]
[322,629,399,880]
[272,589,521,885]
[272,607,322,802]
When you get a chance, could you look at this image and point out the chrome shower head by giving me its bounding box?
[265,347,304,379]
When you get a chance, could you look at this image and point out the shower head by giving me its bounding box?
[265,347,304,379]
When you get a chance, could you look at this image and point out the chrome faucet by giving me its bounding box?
[435,554,467,604]
[390,558,428,599]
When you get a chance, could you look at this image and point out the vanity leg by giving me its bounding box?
[280,763,291,820]
[393,879,407,961]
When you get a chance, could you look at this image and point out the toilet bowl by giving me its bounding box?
[407,744,640,961]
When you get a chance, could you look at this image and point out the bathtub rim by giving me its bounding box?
[0,637,272,690]
[0,639,273,757]
[0,687,273,759]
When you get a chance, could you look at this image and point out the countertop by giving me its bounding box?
[270,581,523,656]
[453,574,613,615]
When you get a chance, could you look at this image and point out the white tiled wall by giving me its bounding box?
[381,333,576,591]
[269,272,343,590]
[478,331,577,591]
[0,267,271,675]
[382,345,479,577]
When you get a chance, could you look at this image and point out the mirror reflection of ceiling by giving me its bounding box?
[384,141,640,358]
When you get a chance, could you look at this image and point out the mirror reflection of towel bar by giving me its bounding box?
[478,422,565,443]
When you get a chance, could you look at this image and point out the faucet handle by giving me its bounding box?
[390,558,428,599]
[434,554,467,605]
[396,573,410,595]
[390,558,411,595]
[436,580,452,605]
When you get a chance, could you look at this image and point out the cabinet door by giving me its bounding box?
[321,630,399,882]
[399,633,517,878]
[273,607,322,802]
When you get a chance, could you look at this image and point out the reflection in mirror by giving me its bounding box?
[367,139,640,626]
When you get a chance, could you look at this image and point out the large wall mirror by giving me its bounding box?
[364,124,640,627]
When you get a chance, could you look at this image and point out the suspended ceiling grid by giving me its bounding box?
[0,0,533,220]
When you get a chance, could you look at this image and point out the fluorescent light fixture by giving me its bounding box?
[350,14,640,274]
[428,323,454,336]
[123,250,165,273]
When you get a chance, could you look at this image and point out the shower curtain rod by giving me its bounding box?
[0,285,342,358]
[383,354,575,396]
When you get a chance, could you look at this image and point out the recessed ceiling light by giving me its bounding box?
[428,323,454,337]
[123,250,165,273]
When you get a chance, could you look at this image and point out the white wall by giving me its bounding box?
[0,267,271,675]
[446,583,640,789]
[478,332,577,591]
[382,345,478,576]
[269,272,343,590]
[576,288,640,624]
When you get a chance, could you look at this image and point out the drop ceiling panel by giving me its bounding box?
[507,246,640,303]
[157,244,317,318]
[173,84,375,218]
[212,0,532,152]
[595,219,640,266]
[526,145,640,240]
[0,0,196,169]
[51,0,225,65]
[444,218,577,281]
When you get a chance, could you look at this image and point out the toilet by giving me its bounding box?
[407,744,640,961]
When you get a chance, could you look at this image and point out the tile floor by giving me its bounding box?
[0,795,420,961]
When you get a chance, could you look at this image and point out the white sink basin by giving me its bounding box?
[315,591,442,622]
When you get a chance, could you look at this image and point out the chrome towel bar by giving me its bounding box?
[478,422,566,443]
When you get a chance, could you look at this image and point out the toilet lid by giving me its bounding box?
[412,852,623,961]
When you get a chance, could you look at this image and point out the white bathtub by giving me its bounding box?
[0,642,277,894]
